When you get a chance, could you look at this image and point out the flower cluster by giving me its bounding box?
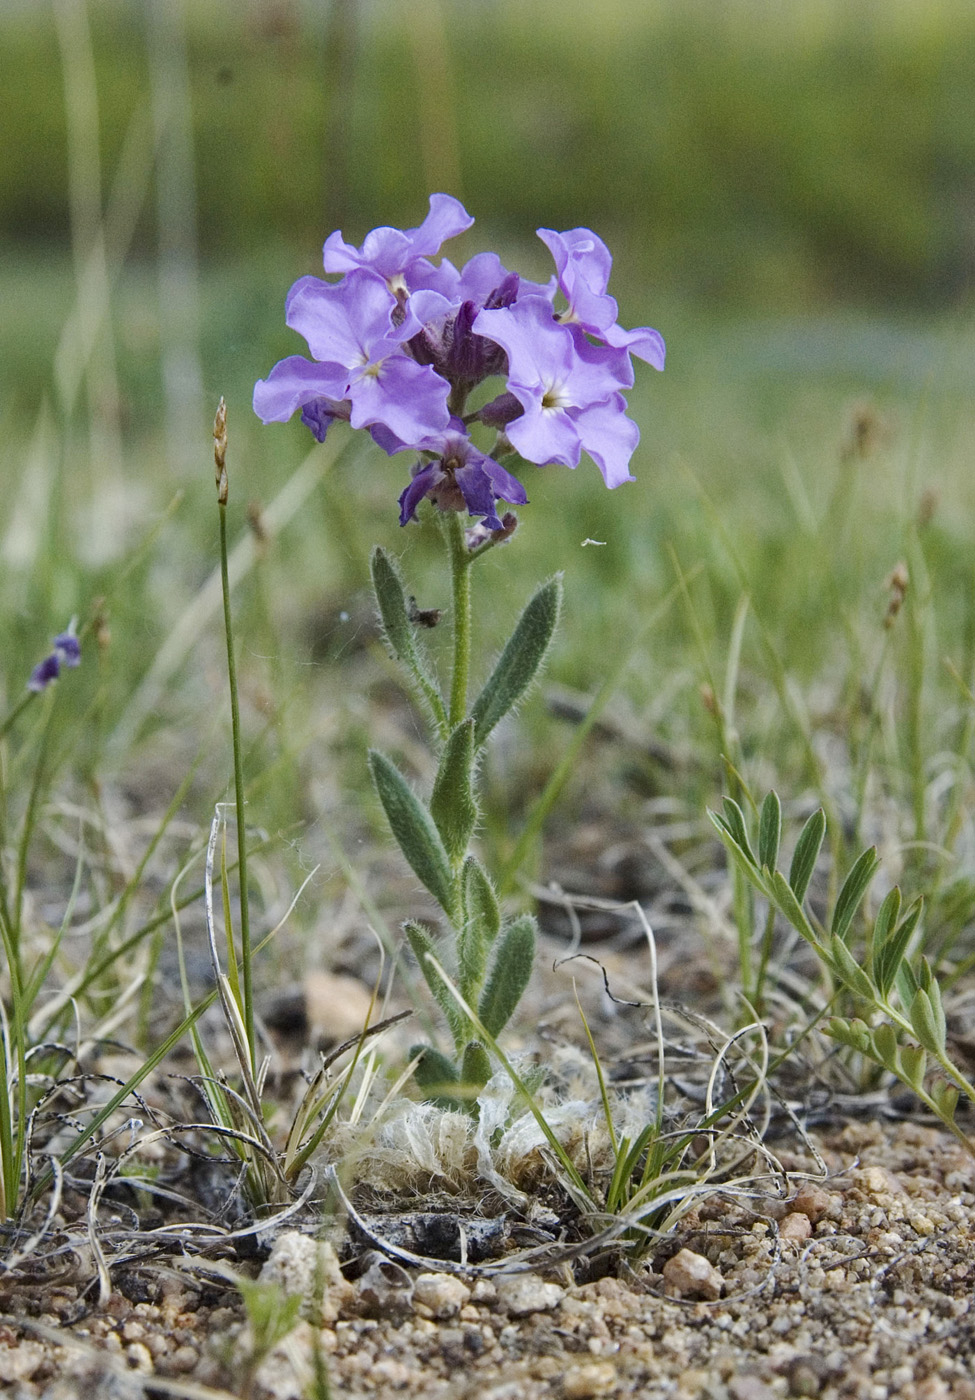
[254,195,664,532]
[28,630,81,692]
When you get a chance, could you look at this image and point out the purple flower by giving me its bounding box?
[322,194,474,289]
[537,227,666,370]
[399,424,527,531]
[28,630,81,692]
[254,269,451,445]
[473,296,640,486]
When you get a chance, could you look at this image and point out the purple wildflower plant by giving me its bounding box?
[28,629,81,693]
[254,196,664,525]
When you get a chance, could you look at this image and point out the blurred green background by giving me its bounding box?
[2,0,975,833]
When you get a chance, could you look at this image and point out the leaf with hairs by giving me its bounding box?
[831,846,880,944]
[871,1021,900,1071]
[909,987,945,1055]
[405,921,462,1044]
[826,1017,873,1055]
[898,1044,928,1092]
[873,898,922,997]
[829,935,875,999]
[369,751,456,917]
[370,547,445,727]
[471,576,562,748]
[460,1040,492,1093]
[478,915,535,1037]
[458,856,499,999]
[721,797,756,866]
[758,790,782,872]
[430,719,477,862]
[789,807,826,903]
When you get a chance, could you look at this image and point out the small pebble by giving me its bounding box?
[791,1184,831,1222]
[562,1359,618,1397]
[662,1248,724,1301]
[495,1274,564,1317]
[779,1211,813,1242]
[413,1273,471,1319]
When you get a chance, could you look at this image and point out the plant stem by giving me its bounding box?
[444,511,472,728]
[219,501,255,1073]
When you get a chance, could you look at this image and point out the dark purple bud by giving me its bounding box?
[28,654,60,692]
[483,273,520,310]
[475,392,524,429]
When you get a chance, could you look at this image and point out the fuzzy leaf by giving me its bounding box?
[831,846,880,944]
[826,1017,873,1055]
[471,576,562,748]
[430,719,478,862]
[769,870,821,946]
[721,797,756,866]
[411,1044,462,1105]
[478,914,536,1037]
[829,935,875,1000]
[709,810,767,888]
[460,1040,492,1093]
[458,857,500,999]
[405,921,462,1043]
[789,808,826,903]
[894,957,919,1010]
[930,1079,960,1122]
[871,1021,900,1071]
[371,547,444,725]
[758,791,782,872]
[909,987,945,1055]
[874,899,923,998]
[369,751,456,917]
[898,1044,928,1092]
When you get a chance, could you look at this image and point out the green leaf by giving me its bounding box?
[769,870,821,946]
[405,921,462,1044]
[874,898,922,997]
[370,547,445,727]
[721,797,756,866]
[369,751,456,917]
[871,1021,900,1071]
[458,857,500,999]
[460,1040,492,1094]
[898,1044,927,1092]
[478,915,536,1037]
[930,1080,960,1122]
[758,791,782,872]
[430,719,477,863]
[708,809,765,887]
[826,1017,873,1055]
[411,1044,462,1105]
[894,957,919,1009]
[831,846,880,944]
[470,576,562,748]
[909,987,945,1055]
[829,935,875,999]
[789,808,826,903]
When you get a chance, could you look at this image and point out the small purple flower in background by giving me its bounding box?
[254,195,664,526]
[28,629,81,693]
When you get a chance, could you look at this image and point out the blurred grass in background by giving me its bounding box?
[0,0,973,881]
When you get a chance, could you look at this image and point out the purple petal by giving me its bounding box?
[504,394,582,468]
[399,461,439,525]
[53,633,81,667]
[253,357,349,424]
[28,654,60,692]
[287,270,411,365]
[322,194,474,280]
[479,456,528,506]
[347,355,450,442]
[454,462,504,527]
[603,322,666,370]
[572,394,640,487]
